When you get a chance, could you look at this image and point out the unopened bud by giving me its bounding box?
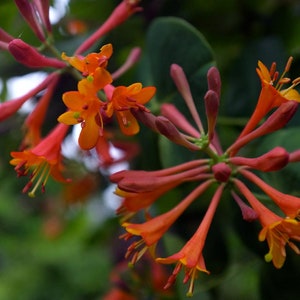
[204,90,219,140]
[155,116,200,150]
[212,162,231,182]
[8,39,66,69]
[207,66,221,97]
[230,147,289,172]
[14,0,45,41]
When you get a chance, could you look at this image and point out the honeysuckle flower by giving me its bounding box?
[104,83,156,135]
[234,179,300,269]
[240,169,300,218]
[0,72,58,121]
[111,61,300,294]
[239,57,300,138]
[111,159,211,221]
[22,74,60,148]
[57,67,112,150]
[157,185,224,297]
[10,123,70,197]
[8,39,66,69]
[14,0,46,41]
[74,0,142,55]
[121,180,214,265]
[227,100,298,156]
[62,44,113,76]
[32,0,52,33]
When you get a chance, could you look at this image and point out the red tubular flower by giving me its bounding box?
[157,184,224,297]
[22,74,60,148]
[234,179,300,268]
[230,146,289,172]
[105,83,156,135]
[111,159,210,193]
[8,39,66,69]
[10,123,70,197]
[75,0,142,55]
[0,72,57,122]
[32,0,51,33]
[111,159,211,220]
[14,0,45,41]
[121,180,214,265]
[239,57,300,138]
[227,100,298,156]
[239,169,300,218]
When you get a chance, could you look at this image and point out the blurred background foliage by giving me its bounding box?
[1,0,300,299]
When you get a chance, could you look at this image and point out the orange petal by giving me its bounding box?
[116,111,139,135]
[57,111,79,125]
[62,91,85,109]
[134,87,156,104]
[78,117,100,150]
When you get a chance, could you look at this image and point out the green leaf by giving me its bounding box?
[141,17,215,168]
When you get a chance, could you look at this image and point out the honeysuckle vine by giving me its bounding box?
[1,0,300,298]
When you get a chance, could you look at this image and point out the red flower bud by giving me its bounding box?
[204,90,219,141]
[8,39,66,69]
[212,162,231,182]
[14,0,45,41]
[155,116,200,150]
[230,147,289,172]
[207,66,221,98]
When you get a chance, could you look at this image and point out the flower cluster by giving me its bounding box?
[1,0,155,196]
[111,60,300,296]
[2,1,300,298]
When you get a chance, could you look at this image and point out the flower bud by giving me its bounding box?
[207,66,221,97]
[155,116,200,150]
[230,147,289,172]
[8,39,66,69]
[212,162,231,182]
[14,0,45,41]
[204,90,219,140]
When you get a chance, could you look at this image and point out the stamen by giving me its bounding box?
[269,62,276,78]
[284,56,293,73]
[275,56,294,90]
[186,268,197,297]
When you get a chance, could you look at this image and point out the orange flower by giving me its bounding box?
[259,218,300,269]
[121,180,214,266]
[57,67,112,149]
[234,178,300,269]
[157,185,224,297]
[105,83,156,135]
[239,57,300,138]
[62,44,113,76]
[10,123,70,197]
